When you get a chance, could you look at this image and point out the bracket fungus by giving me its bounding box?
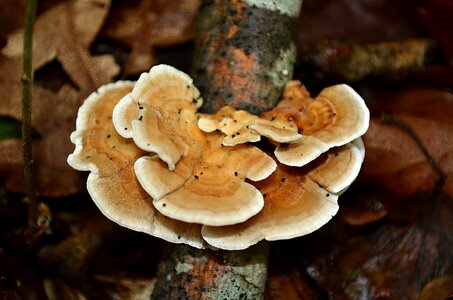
[67,80,204,248]
[198,106,302,146]
[261,81,369,167]
[68,64,369,250]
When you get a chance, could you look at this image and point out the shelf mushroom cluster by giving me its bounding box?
[68,65,369,250]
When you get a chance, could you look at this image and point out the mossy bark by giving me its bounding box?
[152,1,303,299]
[192,0,301,115]
[151,243,269,299]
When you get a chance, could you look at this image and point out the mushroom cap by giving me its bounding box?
[67,81,204,248]
[198,106,302,146]
[130,105,195,170]
[134,130,277,226]
[201,140,363,250]
[308,138,364,194]
[262,81,369,167]
[112,65,202,169]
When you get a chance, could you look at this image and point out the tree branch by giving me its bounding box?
[152,0,303,299]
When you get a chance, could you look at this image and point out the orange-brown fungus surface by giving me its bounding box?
[261,81,369,167]
[198,106,301,146]
[68,81,205,248]
[202,141,363,250]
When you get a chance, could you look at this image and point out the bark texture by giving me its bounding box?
[152,0,302,299]
[152,243,269,299]
[192,0,301,114]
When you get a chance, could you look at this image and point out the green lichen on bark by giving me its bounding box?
[151,243,269,300]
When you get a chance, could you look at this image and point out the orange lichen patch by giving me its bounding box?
[226,24,239,39]
[209,47,272,111]
[202,142,363,250]
[262,81,369,167]
[134,131,277,226]
[113,65,202,169]
[198,106,301,146]
[67,81,204,248]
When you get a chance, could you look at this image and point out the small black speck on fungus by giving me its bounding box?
[194,175,199,179]
[281,177,286,183]
[234,171,238,176]
[178,235,181,239]
[263,193,267,198]
[333,113,337,116]
[138,116,143,121]
[139,106,143,110]
[326,193,330,197]
[334,152,339,156]
[162,203,167,207]
[232,134,236,138]
[124,127,128,130]
[107,134,111,138]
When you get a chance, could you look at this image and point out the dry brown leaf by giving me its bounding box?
[2,0,117,92]
[300,191,453,299]
[100,0,200,76]
[265,275,306,300]
[0,0,25,38]
[0,0,119,197]
[361,87,453,199]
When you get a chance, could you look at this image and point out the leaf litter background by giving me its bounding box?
[0,0,452,299]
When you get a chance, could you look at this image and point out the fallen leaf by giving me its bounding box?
[265,275,305,300]
[0,0,25,39]
[339,188,388,226]
[361,87,453,199]
[94,274,155,300]
[0,0,119,197]
[419,0,453,64]
[289,191,453,299]
[419,274,453,300]
[100,0,200,76]
[2,0,117,92]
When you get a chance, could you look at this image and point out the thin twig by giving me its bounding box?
[381,113,447,193]
[22,0,38,226]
